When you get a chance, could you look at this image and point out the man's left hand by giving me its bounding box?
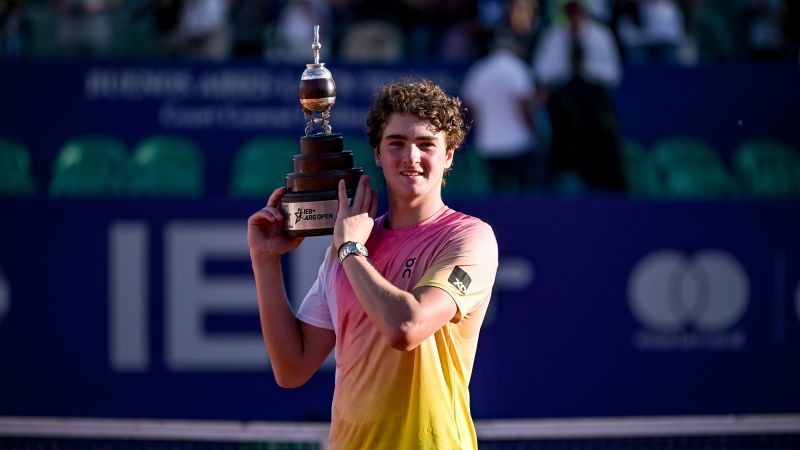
[333,175,378,251]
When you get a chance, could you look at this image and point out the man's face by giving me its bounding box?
[374,112,454,205]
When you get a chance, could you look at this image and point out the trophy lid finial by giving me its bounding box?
[312,25,321,65]
[300,25,336,135]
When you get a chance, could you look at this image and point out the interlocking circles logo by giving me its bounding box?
[627,249,749,351]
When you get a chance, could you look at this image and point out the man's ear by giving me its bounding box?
[374,147,381,167]
[444,148,455,169]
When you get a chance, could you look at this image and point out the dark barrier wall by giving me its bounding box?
[2,61,799,420]
[0,197,799,420]
[1,61,798,193]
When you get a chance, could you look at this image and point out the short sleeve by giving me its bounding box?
[533,27,567,86]
[413,221,498,321]
[296,246,336,330]
[509,61,534,98]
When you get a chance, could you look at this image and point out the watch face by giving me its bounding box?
[339,241,368,262]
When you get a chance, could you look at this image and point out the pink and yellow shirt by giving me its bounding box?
[298,206,498,450]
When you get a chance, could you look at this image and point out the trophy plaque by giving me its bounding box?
[281,25,364,237]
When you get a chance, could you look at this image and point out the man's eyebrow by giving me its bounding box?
[384,134,438,141]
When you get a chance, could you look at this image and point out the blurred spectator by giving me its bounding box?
[50,0,121,57]
[683,0,737,62]
[584,0,613,22]
[533,0,621,90]
[400,0,442,59]
[326,0,359,55]
[541,0,626,192]
[230,0,276,59]
[784,0,800,61]
[267,0,330,62]
[170,0,230,60]
[615,0,686,65]
[742,0,786,61]
[438,22,476,62]
[398,0,474,60]
[461,33,542,192]
[151,0,180,33]
[0,0,30,57]
[440,1,499,63]
[339,19,404,63]
[506,0,542,60]
[134,0,181,57]
[477,0,506,29]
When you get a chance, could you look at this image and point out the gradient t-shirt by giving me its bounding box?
[297,206,499,450]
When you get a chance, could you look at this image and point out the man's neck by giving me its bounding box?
[385,195,445,230]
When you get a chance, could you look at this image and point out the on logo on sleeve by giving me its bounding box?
[448,266,471,295]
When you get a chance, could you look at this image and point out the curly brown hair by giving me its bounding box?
[365,78,470,152]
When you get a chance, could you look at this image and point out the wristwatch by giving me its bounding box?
[338,241,369,263]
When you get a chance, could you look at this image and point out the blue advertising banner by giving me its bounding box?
[0,61,462,193]
[1,197,798,420]
[1,61,798,195]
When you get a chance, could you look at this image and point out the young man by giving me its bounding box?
[247,79,499,449]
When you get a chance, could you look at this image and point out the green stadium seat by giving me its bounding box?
[620,138,658,197]
[230,136,298,198]
[651,136,733,199]
[126,135,204,197]
[50,135,128,197]
[732,139,800,198]
[652,136,723,168]
[0,137,36,196]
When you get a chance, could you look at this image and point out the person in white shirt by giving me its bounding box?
[533,0,621,89]
[615,0,686,65]
[462,34,542,192]
[172,0,231,60]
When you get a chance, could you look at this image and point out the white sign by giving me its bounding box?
[109,220,333,373]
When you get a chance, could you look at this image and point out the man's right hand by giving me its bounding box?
[247,186,304,258]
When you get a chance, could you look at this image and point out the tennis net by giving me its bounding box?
[1,415,799,450]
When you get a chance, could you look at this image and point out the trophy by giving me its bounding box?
[281,25,364,236]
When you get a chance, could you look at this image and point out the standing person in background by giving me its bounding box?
[506,0,542,60]
[540,0,626,192]
[230,0,276,59]
[247,79,499,450]
[270,0,330,62]
[462,33,542,192]
[50,0,120,57]
[533,0,621,90]
[742,0,786,61]
[0,0,30,57]
[614,0,687,65]
[171,0,230,60]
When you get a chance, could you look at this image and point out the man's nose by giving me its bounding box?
[402,144,421,164]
